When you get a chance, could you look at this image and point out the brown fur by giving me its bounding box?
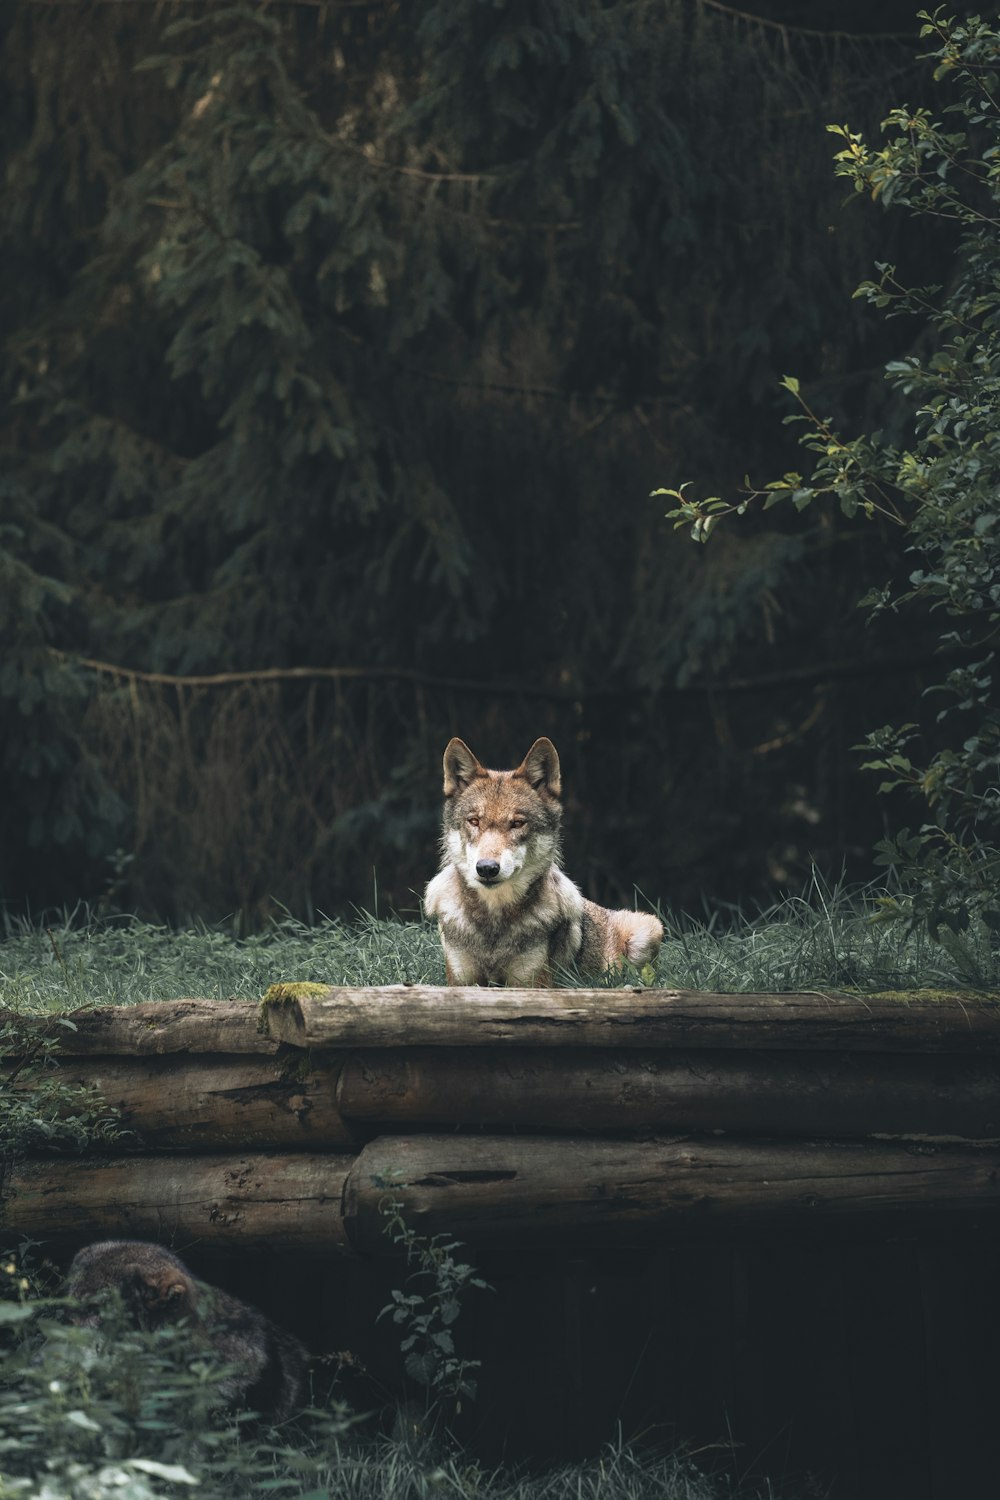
[64,1240,307,1423]
[424,737,662,987]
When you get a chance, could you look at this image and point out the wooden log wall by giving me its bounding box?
[3,985,1000,1253]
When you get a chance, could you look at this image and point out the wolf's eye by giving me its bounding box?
[467,815,480,829]
[509,818,526,830]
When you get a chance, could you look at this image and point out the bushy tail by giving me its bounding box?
[616,911,663,967]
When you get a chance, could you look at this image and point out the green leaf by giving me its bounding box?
[0,1303,36,1324]
[128,1460,200,1483]
[67,1410,102,1432]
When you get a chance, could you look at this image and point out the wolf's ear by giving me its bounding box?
[443,738,482,796]
[515,737,561,798]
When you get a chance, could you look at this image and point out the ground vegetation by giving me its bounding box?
[1,890,995,1021]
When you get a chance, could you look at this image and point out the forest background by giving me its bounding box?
[0,0,985,927]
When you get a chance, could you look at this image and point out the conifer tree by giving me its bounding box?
[0,1,939,916]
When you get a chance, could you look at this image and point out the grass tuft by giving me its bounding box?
[655,872,999,993]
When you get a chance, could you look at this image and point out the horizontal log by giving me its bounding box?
[11,1046,997,1150]
[265,985,1000,1053]
[8,1054,354,1149]
[8,988,999,1059]
[336,1048,1000,1141]
[7,1136,998,1254]
[3,1154,353,1251]
[343,1134,1000,1250]
[1,1000,276,1056]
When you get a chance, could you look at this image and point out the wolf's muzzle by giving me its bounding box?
[475,859,501,881]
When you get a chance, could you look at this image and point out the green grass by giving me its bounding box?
[317,1435,745,1500]
[1,875,996,1016]
[0,909,445,1015]
[656,876,1000,993]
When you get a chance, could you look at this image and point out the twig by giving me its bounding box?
[697,0,913,44]
[50,643,977,701]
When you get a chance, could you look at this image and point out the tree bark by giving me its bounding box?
[3,1153,353,1251]
[336,1047,1000,1141]
[343,1134,1000,1251]
[6,1054,355,1149]
[264,986,1000,1053]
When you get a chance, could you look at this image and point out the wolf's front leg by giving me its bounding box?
[444,955,463,986]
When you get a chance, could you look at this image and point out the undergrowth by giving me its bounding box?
[378,1192,493,1429]
[0,1248,794,1500]
[0,874,995,1017]
[0,1254,355,1500]
[655,872,1000,993]
[0,1017,123,1170]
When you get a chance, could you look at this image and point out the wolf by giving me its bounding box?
[424,736,663,987]
[64,1240,306,1422]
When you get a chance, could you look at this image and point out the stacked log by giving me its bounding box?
[263,984,1000,1051]
[3,986,1000,1252]
[335,1047,1000,1139]
[10,1152,353,1251]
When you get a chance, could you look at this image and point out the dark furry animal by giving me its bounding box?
[64,1240,307,1423]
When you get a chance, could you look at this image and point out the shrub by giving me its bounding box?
[0,1262,353,1500]
[659,9,1000,939]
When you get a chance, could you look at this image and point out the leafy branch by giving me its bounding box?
[654,7,1000,939]
[377,1190,492,1431]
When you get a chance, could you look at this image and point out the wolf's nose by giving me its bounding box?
[476,859,501,880]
